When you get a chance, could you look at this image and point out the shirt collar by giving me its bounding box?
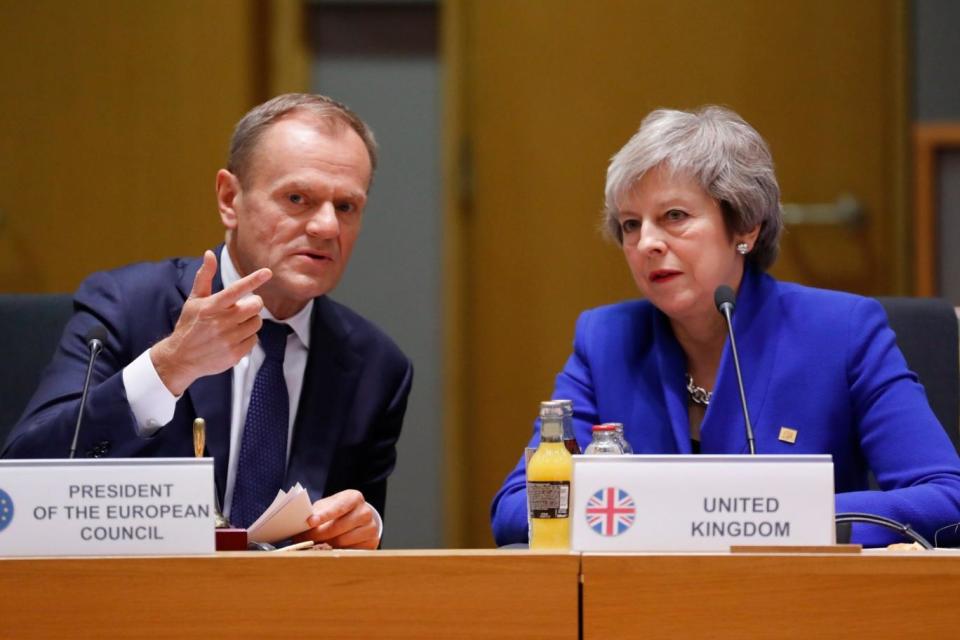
[218,246,312,349]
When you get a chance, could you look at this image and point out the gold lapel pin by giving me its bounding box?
[778,426,798,444]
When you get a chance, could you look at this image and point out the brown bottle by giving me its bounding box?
[555,399,581,454]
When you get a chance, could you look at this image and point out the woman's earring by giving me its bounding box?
[736,242,749,255]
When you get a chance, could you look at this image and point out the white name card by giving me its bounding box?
[571,454,835,552]
[0,458,215,557]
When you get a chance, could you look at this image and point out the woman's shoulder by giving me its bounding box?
[572,299,660,350]
[767,277,888,334]
[578,298,656,326]
[570,299,660,364]
[773,278,883,315]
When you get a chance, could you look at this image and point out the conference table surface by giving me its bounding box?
[583,550,960,638]
[3,548,959,639]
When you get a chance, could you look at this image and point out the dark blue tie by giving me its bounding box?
[230,320,292,529]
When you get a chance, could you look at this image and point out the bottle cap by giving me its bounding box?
[554,399,574,415]
[591,424,616,432]
[539,400,565,419]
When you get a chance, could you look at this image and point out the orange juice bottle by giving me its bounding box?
[527,401,573,550]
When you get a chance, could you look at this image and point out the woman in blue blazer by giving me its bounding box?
[491,106,960,547]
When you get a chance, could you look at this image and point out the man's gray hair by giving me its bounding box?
[603,106,783,271]
[227,93,378,187]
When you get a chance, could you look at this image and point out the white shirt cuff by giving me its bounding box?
[372,505,384,541]
[122,349,180,436]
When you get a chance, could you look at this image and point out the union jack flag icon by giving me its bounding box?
[586,487,636,536]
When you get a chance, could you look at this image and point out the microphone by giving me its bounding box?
[714,285,756,454]
[69,325,108,459]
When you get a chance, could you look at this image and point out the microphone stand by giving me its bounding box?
[69,333,104,459]
[715,286,756,455]
[718,302,756,455]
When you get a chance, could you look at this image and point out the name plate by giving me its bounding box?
[571,455,835,551]
[0,458,215,557]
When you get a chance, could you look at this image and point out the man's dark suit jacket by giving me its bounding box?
[2,252,413,518]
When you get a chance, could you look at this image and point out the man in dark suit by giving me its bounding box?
[2,94,413,549]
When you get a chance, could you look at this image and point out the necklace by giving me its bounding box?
[686,374,712,407]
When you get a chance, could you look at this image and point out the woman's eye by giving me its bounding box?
[665,209,688,221]
[288,193,304,205]
[620,219,640,233]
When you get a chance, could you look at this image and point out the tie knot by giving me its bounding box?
[259,320,290,361]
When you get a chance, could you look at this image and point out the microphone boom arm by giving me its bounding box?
[69,329,105,459]
[720,304,756,454]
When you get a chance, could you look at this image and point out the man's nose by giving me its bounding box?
[305,202,339,238]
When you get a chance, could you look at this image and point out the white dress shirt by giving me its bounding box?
[122,247,381,536]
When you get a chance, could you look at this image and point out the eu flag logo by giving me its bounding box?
[0,488,13,533]
[586,487,636,537]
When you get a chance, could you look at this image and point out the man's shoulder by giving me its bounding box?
[79,255,199,297]
[73,256,200,343]
[316,297,410,367]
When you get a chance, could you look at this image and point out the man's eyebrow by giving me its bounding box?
[273,179,310,192]
[270,180,367,202]
[340,190,367,202]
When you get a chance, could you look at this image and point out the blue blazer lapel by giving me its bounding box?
[653,310,692,453]
[174,249,232,503]
[701,268,782,453]
[285,296,360,497]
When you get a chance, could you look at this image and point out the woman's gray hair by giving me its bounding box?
[603,106,783,271]
[227,93,378,188]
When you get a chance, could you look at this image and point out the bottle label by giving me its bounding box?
[527,481,570,519]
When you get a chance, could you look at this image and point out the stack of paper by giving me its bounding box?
[246,483,314,543]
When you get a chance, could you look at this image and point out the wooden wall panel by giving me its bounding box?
[913,123,960,295]
[0,1,263,294]
[447,0,907,547]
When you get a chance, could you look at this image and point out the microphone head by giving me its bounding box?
[714,285,736,313]
[83,325,108,347]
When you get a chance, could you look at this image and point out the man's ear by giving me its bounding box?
[216,169,241,230]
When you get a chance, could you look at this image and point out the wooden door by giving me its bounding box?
[443,0,907,547]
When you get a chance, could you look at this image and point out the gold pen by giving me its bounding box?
[193,418,231,529]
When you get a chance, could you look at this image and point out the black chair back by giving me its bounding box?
[877,297,960,453]
[0,293,74,443]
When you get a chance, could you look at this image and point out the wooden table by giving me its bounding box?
[6,549,960,638]
[582,551,960,638]
[1,550,580,639]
